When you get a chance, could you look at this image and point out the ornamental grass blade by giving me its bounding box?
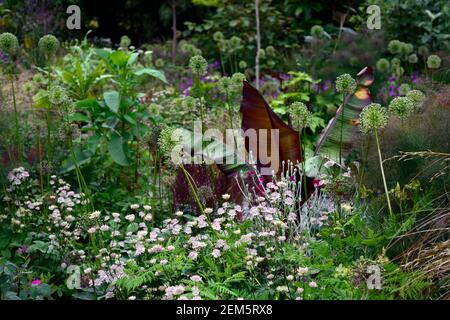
[315,67,374,163]
[240,81,303,175]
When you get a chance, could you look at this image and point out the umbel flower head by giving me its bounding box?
[266,46,276,56]
[391,57,401,67]
[389,96,415,120]
[231,72,245,86]
[48,85,68,105]
[189,55,208,76]
[398,83,411,96]
[376,58,390,72]
[239,60,247,69]
[38,34,60,56]
[311,25,324,38]
[0,32,19,54]
[228,36,242,52]
[335,74,357,94]
[406,89,426,110]
[408,54,418,64]
[388,40,403,54]
[427,55,441,69]
[418,46,429,57]
[359,103,389,134]
[290,102,312,130]
[217,76,235,95]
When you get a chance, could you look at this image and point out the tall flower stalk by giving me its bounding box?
[0,33,21,162]
[360,103,393,215]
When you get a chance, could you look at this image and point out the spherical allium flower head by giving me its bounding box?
[231,72,245,86]
[400,43,413,56]
[391,57,401,67]
[158,126,184,160]
[394,66,405,78]
[335,74,357,94]
[155,58,165,68]
[217,76,236,95]
[239,60,247,69]
[398,83,411,96]
[388,40,403,54]
[213,31,224,42]
[427,55,441,69]
[266,45,275,56]
[406,89,426,110]
[120,35,131,48]
[389,96,415,120]
[33,73,45,85]
[257,48,266,59]
[189,55,208,76]
[182,96,197,109]
[0,32,19,54]
[311,25,324,38]
[408,53,418,64]
[38,34,60,56]
[360,103,389,134]
[290,102,312,130]
[22,81,35,95]
[48,85,68,105]
[376,58,390,72]
[418,46,429,57]
[228,36,242,52]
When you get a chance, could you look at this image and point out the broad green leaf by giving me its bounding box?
[134,68,168,83]
[104,91,120,113]
[108,132,129,166]
[127,52,139,66]
[110,50,129,67]
[69,113,90,123]
[76,98,100,109]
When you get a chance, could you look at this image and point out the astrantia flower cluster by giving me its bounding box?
[38,34,60,56]
[335,74,357,94]
[0,32,19,54]
[189,55,208,76]
[389,96,415,120]
[359,103,389,134]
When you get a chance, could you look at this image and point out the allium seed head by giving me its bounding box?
[290,102,312,130]
[389,96,415,120]
[335,74,357,94]
[360,103,389,134]
[408,54,418,64]
[38,34,59,55]
[388,40,403,54]
[406,90,426,110]
[311,25,324,38]
[189,55,208,76]
[376,58,390,72]
[398,83,411,96]
[427,55,441,69]
[0,32,19,54]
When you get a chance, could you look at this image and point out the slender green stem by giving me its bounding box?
[180,163,204,214]
[374,130,393,216]
[10,74,20,162]
[300,129,308,200]
[339,93,346,165]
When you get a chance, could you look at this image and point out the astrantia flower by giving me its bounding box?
[189,55,208,76]
[48,85,68,105]
[359,103,389,134]
[335,74,357,94]
[387,40,402,54]
[290,102,312,130]
[427,55,441,69]
[398,83,411,96]
[190,275,202,282]
[0,32,19,54]
[376,58,390,72]
[406,90,426,110]
[408,54,418,64]
[311,25,324,38]
[389,96,415,120]
[38,34,60,56]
